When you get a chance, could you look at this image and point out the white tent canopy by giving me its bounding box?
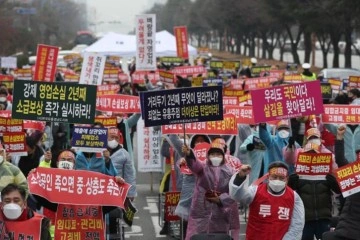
[84,30,197,57]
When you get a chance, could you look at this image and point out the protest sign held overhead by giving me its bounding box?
[71,127,108,153]
[33,44,59,82]
[79,53,106,85]
[174,26,189,59]
[136,14,156,71]
[139,85,223,127]
[12,80,97,124]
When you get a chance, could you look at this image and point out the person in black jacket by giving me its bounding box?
[322,125,360,240]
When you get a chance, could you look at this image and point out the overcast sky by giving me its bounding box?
[87,0,167,35]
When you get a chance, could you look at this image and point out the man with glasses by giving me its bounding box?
[229,161,305,240]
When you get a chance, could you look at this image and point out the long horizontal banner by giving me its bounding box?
[96,94,141,113]
[140,86,223,127]
[28,167,130,208]
[161,113,237,135]
[322,105,360,124]
[250,81,324,123]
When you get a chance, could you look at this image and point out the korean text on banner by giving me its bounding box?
[79,53,106,85]
[71,127,108,153]
[136,14,156,71]
[250,81,324,123]
[139,85,223,127]
[55,205,105,240]
[295,152,332,180]
[33,44,59,82]
[137,118,162,172]
[96,94,141,113]
[322,105,360,124]
[12,80,97,124]
[174,26,189,59]
[335,161,360,198]
[28,167,131,208]
[165,192,181,221]
[2,132,27,156]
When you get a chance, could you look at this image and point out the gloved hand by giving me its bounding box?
[246,143,255,151]
[288,137,295,148]
[326,173,341,194]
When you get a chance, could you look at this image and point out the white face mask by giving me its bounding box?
[0,155,3,164]
[308,138,321,146]
[278,130,290,139]
[3,203,23,220]
[269,179,286,193]
[209,156,223,167]
[0,97,6,102]
[58,161,74,170]
[107,139,119,149]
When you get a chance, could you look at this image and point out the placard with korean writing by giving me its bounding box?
[28,167,130,207]
[55,205,105,240]
[165,192,181,221]
[96,94,141,113]
[349,76,360,89]
[71,127,108,153]
[12,80,96,124]
[33,44,59,82]
[244,77,278,91]
[321,83,332,100]
[322,105,360,124]
[295,152,332,180]
[335,161,360,197]
[140,86,223,127]
[0,117,23,136]
[136,14,156,71]
[97,84,121,96]
[136,118,162,172]
[171,66,207,76]
[79,53,106,85]
[178,142,210,175]
[122,198,138,227]
[3,132,27,156]
[0,57,17,69]
[250,81,324,123]
[174,26,189,59]
[102,67,119,82]
[15,68,32,80]
[251,66,271,76]
[224,106,255,124]
[131,70,159,84]
[94,116,117,128]
[161,113,237,135]
[203,78,222,87]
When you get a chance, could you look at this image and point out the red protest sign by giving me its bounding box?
[223,97,239,106]
[250,81,324,123]
[165,192,181,221]
[103,67,119,82]
[131,70,159,84]
[335,161,360,197]
[96,94,141,113]
[55,205,105,240]
[224,106,255,124]
[295,152,332,180]
[174,26,189,59]
[161,114,237,135]
[94,116,117,128]
[322,105,360,124]
[23,120,46,131]
[244,77,277,91]
[349,76,360,89]
[3,132,27,156]
[28,167,130,208]
[171,66,207,76]
[180,142,210,174]
[96,84,121,96]
[33,44,59,82]
[0,117,23,135]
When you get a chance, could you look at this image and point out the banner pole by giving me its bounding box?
[150,172,153,192]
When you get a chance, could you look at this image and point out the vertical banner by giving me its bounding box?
[79,53,106,85]
[136,119,162,172]
[164,192,181,221]
[135,14,156,71]
[174,26,189,59]
[33,44,59,82]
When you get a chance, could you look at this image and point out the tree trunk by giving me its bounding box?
[249,34,256,57]
[261,32,268,59]
[285,25,301,64]
[236,34,241,54]
[303,30,312,63]
[322,52,328,68]
[330,30,341,68]
[344,25,352,68]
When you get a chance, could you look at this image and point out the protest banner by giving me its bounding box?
[321,83,332,100]
[28,167,130,207]
[283,74,303,83]
[159,70,175,89]
[94,116,117,128]
[161,113,237,135]
[96,94,141,113]
[250,66,271,76]
[12,80,97,124]
[122,198,138,227]
[203,78,222,87]
[179,142,210,175]
[295,152,333,180]
[223,89,245,97]
[23,120,46,131]
[131,70,159,84]
[102,67,119,82]
[174,26,189,59]
[2,132,27,156]
[140,85,223,127]
[136,14,156,71]
[0,57,17,69]
[71,127,108,153]
[118,73,129,84]
[55,205,105,240]
[0,74,14,89]
[349,76,360,89]
[15,68,32,80]
[223,97,239,106]
[226,79,244,90]
[244,77,278,91]
[250,81,324,123]
[33,44,59,82]
[164,192,181,221]
[0,117,23,136]
[191,76,203,87]
[322,105,360,124]
[96,84,121,96]
[79,53,106,85]
[63,72,80,82]
[159,57,184,65]
[170,66,207,76]
[137,118,162,172]
[260,70,284,78]
[335,161,360,197]
[224,106,255,124]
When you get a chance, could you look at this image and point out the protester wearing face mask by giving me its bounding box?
[0,88,12,111]
[347,88,360,105]
[286,141,339,240]
[1,183,51,240]
[259,120,300,175]
[229,161,305,240]
[182,142,239,240]
[0,144,28,193]
[105,127,136,238]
